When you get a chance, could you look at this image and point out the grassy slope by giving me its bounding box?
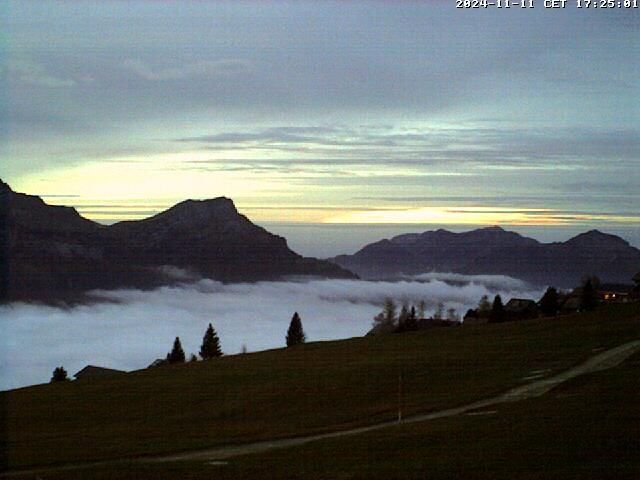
[24,351,640,480]
[2,303,639,471]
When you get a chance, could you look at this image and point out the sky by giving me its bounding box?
[0,274,541,390]
[1,1,639,255]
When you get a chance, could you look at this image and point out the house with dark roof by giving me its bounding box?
[148,358,168,368]
[463,308,488,326]
[504,298,538,320]
[598,283,634,303]
[73,365,125,381]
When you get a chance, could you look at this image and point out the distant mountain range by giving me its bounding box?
[329,226,640,288]
[0,180,354,303]
[3,179,638,303]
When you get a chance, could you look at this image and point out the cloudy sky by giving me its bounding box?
[1,1,639,253]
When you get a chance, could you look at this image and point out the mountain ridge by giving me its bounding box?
[330,226,640,287]
[0,181,355,303]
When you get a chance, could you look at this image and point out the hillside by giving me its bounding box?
[330,226,640,287]
[24,350,640,480]
[2,303,639,473]
[0,180,355,303]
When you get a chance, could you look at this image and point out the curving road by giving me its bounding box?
[151,339,640,462]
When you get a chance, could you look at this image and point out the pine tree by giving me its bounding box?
[51,366,68,382]
[167,336,186,363]
[580,278,599,311]
[539,287,559,316]
[405,305,418,331]
[490,295,505,322]
[417,300,426,319]
[199,323,223,359]
[382,298,397,325]
[286,312,306,347]
[396,304,409,332]
[477,295,492,318]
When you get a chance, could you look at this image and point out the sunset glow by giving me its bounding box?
[1,1,638,249]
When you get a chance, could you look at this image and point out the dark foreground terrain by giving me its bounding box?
[2,303,638,478]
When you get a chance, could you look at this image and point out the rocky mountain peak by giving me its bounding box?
[1,181,356,302]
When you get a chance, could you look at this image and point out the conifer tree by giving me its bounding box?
[382,298,397,325]
[199,323,223,359]
[397,303,409,332]
[405,305,418,331]
[539,287,560,316]
[580,278,599,311]
[477,295,492,318]
[51,366,68,382]
[167,336,186,363]
[417,300,426,319]
[490,294,505,322]
[446,307,460,322]
[286,312,306,347]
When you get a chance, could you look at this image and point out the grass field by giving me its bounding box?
[26,350,639,480]
[2,303,639,473]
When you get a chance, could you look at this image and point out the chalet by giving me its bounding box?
[598,284,634,303]
[148,358,168,368]
[504,298,538,320]
[462,309,488,326]
[74,365,125,381]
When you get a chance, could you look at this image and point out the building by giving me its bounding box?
[148,358,168,368]
[598,284,634,303]
[73,365,125,380]
[560,294,581,314]
[462,309,488,326]
[504,298,538,320]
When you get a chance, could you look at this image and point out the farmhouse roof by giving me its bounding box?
[73,365,125,380]
[505,298,537,313]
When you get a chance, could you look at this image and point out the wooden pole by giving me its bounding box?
[398,371,403,423]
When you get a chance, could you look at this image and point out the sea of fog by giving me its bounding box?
[0,275,543,391]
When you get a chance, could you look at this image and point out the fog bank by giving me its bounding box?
[0,276,542,390]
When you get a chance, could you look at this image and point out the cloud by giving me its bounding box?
[122,59,252,81]
[176,125,640,169]
[4,60,76,88]
[404,273,529,291]
[0,277,542,391]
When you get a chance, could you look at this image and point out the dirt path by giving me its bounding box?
[4,339,639,476]
[151,339,640,462]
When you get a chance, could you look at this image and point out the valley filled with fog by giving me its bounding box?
[0,275,543,391]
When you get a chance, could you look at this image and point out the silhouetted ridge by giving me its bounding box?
[564,229,630,248]
[1,180,355,303]
[330,226,640,287]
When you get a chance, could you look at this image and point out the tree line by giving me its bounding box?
[371,276,602,334]
[51,313,306,382]
[371,298,462,334]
